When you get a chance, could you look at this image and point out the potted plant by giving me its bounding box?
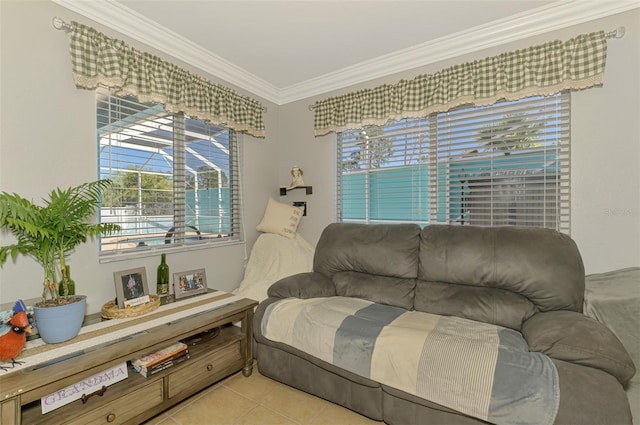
[0,179,120,343]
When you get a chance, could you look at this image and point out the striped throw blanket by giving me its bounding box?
[262,297,559,425]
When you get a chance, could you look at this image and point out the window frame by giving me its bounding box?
[97,88,243,258]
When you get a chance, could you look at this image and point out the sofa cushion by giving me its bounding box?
[260,296,560,425]
[522,311,636,384]
[334,271,415,310]
[418,225,585,312]
[314,223,421,280]
[414,280,537,330]
[268,272,337,299]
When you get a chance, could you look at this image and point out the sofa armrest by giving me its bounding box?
[267,272,336,299]
[522,310,635,384]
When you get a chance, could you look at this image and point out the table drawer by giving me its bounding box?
[168,340,242,398]
[66,379,163,425]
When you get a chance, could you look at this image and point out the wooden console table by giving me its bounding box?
[0,292,257,424]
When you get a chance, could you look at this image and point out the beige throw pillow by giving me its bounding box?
[256,198,304,239]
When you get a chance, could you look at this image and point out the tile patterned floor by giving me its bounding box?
[144,363,383,425]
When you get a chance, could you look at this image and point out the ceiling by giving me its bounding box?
[55,0,637,105]
[115,0,555,88]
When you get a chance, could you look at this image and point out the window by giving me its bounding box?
[337,93,570,233]
[97,88,241,253]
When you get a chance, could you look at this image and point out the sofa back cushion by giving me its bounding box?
[414,281,537,330]
[314,223,421,280]
[334,271,415,310]
[418,225,585,313]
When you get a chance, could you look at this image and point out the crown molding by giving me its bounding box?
[53,0,638,106]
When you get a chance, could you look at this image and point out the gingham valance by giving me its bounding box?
[314,31,607,136]
[69,22,265,138]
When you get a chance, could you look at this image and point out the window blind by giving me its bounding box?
[98,88,241,253]
[337,93,570,233]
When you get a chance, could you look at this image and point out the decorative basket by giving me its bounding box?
[101,295,161,319]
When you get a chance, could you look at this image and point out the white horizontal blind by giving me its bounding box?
[338,93,570,233]
[97,88,241,253]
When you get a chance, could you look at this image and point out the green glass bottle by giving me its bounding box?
[58,265,76,297]
[157,253,170,296]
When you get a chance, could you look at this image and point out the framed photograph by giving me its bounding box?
[173,269,208,299]
[114,267,150,308]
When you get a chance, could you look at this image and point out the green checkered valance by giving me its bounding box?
[70,22,265,138]
[314,31,607,136]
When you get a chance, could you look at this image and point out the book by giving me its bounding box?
[133,347,189,374]
[132,350,191,374]
[132,341,189,370]
[135,352,190,377]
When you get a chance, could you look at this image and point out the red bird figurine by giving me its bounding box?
[0,300,32,371]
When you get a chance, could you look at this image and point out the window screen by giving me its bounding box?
[97,88,241,253]
[338,93,570,233]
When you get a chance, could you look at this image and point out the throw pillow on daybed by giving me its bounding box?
[256,197,304,239]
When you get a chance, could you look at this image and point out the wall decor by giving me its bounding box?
[286,165,305,189]
[114,267,150,308]
[173,268,208,299]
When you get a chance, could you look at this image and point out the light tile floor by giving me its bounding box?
[144,363,383,425]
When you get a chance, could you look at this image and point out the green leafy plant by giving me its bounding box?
[0,179,120,305]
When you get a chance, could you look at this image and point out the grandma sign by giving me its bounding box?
[41,362,128,414]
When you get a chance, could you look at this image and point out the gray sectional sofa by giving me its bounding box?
[253,223,635,424]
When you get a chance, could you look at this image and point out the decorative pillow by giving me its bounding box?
[256,198,304,239]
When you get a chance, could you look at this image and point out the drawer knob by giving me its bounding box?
[207,364,213,371]
[106,413,116,422]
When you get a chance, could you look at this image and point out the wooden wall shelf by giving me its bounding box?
[280,186,312,196]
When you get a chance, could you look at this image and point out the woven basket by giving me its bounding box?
[101,295,161,319]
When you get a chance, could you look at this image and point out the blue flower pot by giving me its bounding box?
[33,296,86,344]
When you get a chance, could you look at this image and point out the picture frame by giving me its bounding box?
[114,267,150,308]
[173,268,208,299]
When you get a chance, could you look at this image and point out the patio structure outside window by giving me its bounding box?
[97,88,241,253]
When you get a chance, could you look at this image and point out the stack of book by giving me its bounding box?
[131,341,190,377]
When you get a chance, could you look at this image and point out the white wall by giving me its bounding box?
[570,9,640,273]
[0,0,281,313]
[279,9,640,274]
